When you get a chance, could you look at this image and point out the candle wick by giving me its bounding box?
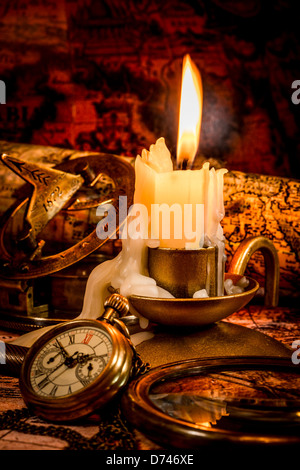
[177,159,189,170]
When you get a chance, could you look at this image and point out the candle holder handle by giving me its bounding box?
[228,236,279,307]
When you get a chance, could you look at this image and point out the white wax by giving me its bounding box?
[193,289,209,298]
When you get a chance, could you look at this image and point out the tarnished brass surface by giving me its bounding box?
[0,153,134,280]
[0,154,84,242]
[148,246,217,298]
[228,236,279,307]
[135,321,290,369]
[130,273,259,326]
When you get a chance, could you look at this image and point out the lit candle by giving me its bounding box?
[134,55,227,253]
[79,54,228,320]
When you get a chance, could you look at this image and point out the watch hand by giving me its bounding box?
[42,349,80,372]
[77,352,96,364]
[55,339,71,359]
[41,352,81,382]
[77,352,108,364]
[64,351,80,368]
[87,362,93,377]
[66,352,97,365]
[64,350,96,367]
[47,350,64,364]
[36,360,68,389]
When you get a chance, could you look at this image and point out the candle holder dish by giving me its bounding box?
[130,273,258,326]
[129,236,279,327]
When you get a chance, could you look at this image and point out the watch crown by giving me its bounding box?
[104,293,130,318]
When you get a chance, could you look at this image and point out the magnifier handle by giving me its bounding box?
[0,343,28,377]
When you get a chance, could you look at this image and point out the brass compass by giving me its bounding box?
[0,152,134,280]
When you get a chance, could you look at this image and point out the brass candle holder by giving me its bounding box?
[148,246,220,298]
[129,236,280,326]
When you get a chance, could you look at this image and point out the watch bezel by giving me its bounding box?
[19,319,133,422]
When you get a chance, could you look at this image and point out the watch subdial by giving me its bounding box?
[36,348,64,374]
[75,356,106,386]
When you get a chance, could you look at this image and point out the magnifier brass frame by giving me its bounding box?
[122,356,300,449]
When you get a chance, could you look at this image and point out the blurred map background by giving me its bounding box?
[0,0,299,178]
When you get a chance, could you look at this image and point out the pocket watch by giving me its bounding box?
[19,294,148,422]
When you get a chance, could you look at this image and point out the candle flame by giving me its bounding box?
[177,54,203,168]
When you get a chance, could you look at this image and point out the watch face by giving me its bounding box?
[20,319,134,421]
[29,325,113,398]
